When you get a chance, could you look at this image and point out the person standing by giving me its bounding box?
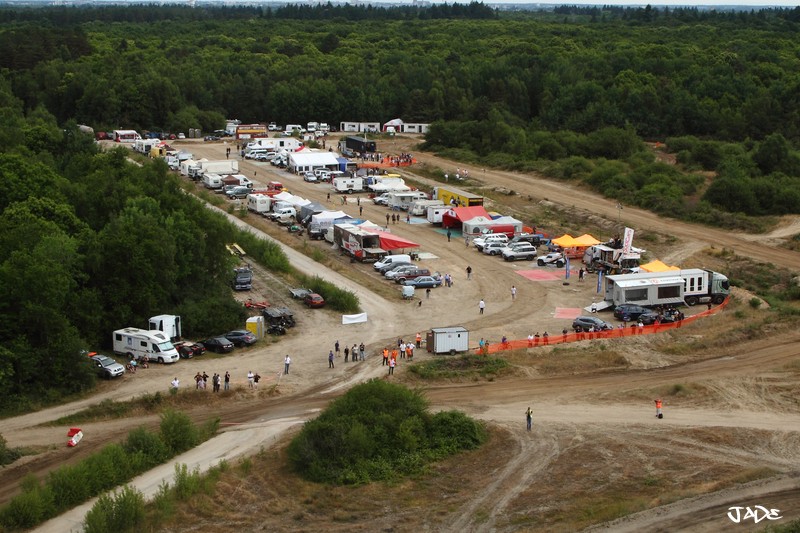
[284,355,291,375]
[328,350,335,369]
[359,206,363,217]
[224,371,230,391]
[253,373,260,389]
[247,371,254,389]
[415,332,422,348]
[466,265,472,280]
[344,345,349,362]
[578,267,585,282]
[382,347,389,366]
[359,342,366,361]
[655,398,663,419]
[511,286,517,301]
[351,344,358,363]
[171,377,180,390]
[212,373,220,393]
[526,407,533,431]
[465,235,470,247]
[426,287,431,299]
[389,357,396,375]
[446,229,451,242]
[479,299,485,315]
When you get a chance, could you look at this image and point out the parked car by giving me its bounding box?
[572,316,614,332]
[303,293,326,308]
[482,241,509,256]
[232,266,253,291]
[393,268,432,283]
[376,261,413,274]
[268,122,280,131]
[537,252,565,267]
[613,304,651,321]
[176,342,206,359]
[502,243,538,261]
[308,223,325,240]
[201,337,235,353]
[303,171,317,182]
[225,330,257,347]
[252,152,275,161]
[372,193,391,205]
[226,186,251,200]
[90,354,125,379]
[639,312,679,325]
[203,135,220,141]
[474,234,508,251]
[508,233,544,247]
[385,264,421,280]
[401,275,442,288]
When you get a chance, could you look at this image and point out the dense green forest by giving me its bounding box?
[1,4,799,411]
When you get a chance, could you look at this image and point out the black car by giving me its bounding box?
[201,337,234,353]
[613,304,651,321]
[176,342,206,359]
[638,312,679,326]
[225,330,257,347]
[572,316,614,332]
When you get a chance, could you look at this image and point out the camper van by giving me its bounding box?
[112,328,180,364]
[247,194,271,215]
[203,173,223,190]
[332,176,364,194]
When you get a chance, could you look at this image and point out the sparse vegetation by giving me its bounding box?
[408,355,510,380]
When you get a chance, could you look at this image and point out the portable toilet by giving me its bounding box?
[426,326,469,354]
[246,315,264,339]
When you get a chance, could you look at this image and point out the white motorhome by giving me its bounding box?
[387,191,428,211]
[284,124,305,135]
[410,199,444,216]
[604,268,730,308]
[202,173,223,190]
[426,205,449,225]
[332,176,365,194]
[247,194,271,215]
[134,138,159,155]
[112,327,180,364]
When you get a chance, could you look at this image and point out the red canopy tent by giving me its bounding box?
[365,229,420,250]
[441,206,490,229]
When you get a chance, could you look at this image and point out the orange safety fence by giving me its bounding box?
[473,297,730,355]
[357,157,417,169]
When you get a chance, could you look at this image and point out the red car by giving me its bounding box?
[303,293,325,308]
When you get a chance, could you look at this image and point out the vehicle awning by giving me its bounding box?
[640,260,681,272]
[365,229,420,250]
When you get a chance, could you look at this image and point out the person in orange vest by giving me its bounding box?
[415,332,422,348]
[382,347,389,366]
[391,348,398,363]
[405,344,413,360]
[655,398,663,419]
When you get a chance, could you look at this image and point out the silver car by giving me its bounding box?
[91,354,125,379]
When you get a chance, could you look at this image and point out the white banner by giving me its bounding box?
[342,313,368,325]
[622,227,635,255]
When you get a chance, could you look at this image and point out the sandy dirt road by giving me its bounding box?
[6,137,800,532]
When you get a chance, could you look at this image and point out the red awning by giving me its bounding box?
[366,229,420,250]
[441,206,490,228]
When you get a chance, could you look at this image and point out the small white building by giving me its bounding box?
[426,326,469,355]
[288,150,341,174]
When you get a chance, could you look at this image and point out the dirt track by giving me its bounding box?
[5,136,800,532]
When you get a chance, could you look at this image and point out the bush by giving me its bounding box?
[124,427,169,469]
[287,380,485,485]
[83,485,145,533]
[299,274,360,313]
[0,476,55,530]
[159,409,199,455]
[0,433,20,465]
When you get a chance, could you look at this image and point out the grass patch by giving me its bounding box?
[536,345,629,375]
[408,355,510,380]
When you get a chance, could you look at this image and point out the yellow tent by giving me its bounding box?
[552,234,577,247]
[640,260,680,272]
[573,234,602,246]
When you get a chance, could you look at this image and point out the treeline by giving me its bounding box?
[0,83,289,413]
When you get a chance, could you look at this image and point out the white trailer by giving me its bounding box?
[332,176,365,194]
[194,160,239,179]
[247,194,271,214]
[605,268,730,307]
[134,138,159,154]
[148,314,182,342]
[112,327,180,364]
[387,191,428,211]
[180,159,198,177]
[426,326,469,355]
[202,173,223,190]
[426,205,449,225]
[410,199,444,216]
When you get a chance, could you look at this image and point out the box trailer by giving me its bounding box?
[426,205,449,225]
[148,314,182,342]
[247,194,271,215]
[333,223,387,263]
[605,268,730,307]
[332,176,365,194]
[432,186,484,207]
[112,327,180,364]
[426,326,470,355]
[202,173,223,190]
[410,199,444,216]
[387,191,428,211]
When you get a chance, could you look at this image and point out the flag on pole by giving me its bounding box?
[597,270,604,293]
[565,256,570,279]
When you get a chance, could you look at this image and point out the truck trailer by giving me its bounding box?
[432,186,484,207]
[333,223,387,263]
[604,268,730,308]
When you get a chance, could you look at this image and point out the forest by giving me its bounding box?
[1,3,799,410]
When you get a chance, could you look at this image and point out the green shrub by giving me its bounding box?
[159,409,199,455]
[299,274,360,313]
[125,427,169,465]
[0,476,55,530]
[83,485,145,533]
[287,380,485,485]
[0,433,20,465]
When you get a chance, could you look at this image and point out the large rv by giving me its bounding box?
[604,269,730,308]
[112,327,180,364]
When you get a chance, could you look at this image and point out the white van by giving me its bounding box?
[112,328,180,364]
[373,254,412,271]
[473,234,508,251]
[284,124,305,135]
[268,206,296,221]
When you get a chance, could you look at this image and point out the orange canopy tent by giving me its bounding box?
[640,260,680,272]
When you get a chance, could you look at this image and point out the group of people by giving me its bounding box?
[126,355,149,373]
[192,371,231,392]
[380,338,417,375]
[328,340,368,368]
